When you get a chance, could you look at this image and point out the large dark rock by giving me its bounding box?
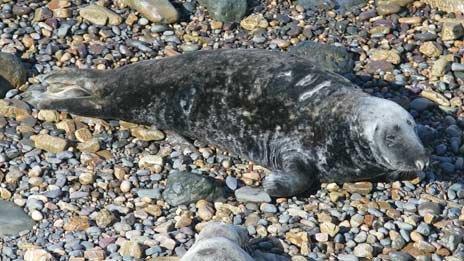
[289,41,355,75]
[198,0,247,22]
[0,52,28,97]
[0,200,35,236]
[162,171,228,206]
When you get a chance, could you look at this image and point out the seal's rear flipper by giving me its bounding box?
[24,69,109,118]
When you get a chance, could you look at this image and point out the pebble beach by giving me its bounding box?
[0,0,464,260]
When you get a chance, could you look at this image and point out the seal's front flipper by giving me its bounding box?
[263,162,318,197]
[24,69,110,118]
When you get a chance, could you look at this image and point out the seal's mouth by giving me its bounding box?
[380,156,429,172]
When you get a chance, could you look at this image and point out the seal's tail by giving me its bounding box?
[24,69,111,118]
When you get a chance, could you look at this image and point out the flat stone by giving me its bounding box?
[79,4,122,26]
[343,182,373,195]
[235,186,271,203]
[63,216,90,231]
[131,127,165,141]
[77,139,100,153]
[420,89,450,107]
[370,49,401,64]
[398,17,422,24]
[365,60,394,73]
[84,249,105,260]
[31,134,68,153]
[0,200,34,236]
[125,0,178,24]
[419,42,441,58]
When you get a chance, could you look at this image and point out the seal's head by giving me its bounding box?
[357,97,429,174]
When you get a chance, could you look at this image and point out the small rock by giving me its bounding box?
[131,127,165,141]
[79,4,122,25]
[31,210,43,221]
[353,243,373,258]
[196,200,215,221]
[420,89,450,107]
[38,110,60,122]
[431,55,452,77]
[343,182,373,195]
[119,240,143,258]
[75,128,93,142]
[320,222,339,237]
[442,22,464,41]
[376,3,402,16]
[95,209,114,228]
[419,42,441,58]
[63,216,90,232]
[84,249,105,260]
[260,203,277,213]
[77,139,100,153]
[125,0,178,24]
[24,249,53,261]
[235,186,271,203]
[31,134,68,153]
[370,49,401,64]
[240,14,268,31]
[285,231,309,255]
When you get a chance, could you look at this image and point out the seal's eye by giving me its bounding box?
[406,120,413,126]
[385,134,396,147]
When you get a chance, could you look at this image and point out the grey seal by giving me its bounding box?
[26,49,429,197]
[181,222,289,261]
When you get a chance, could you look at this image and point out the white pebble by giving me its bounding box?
[120,180,132,193]
[31,210,43,221]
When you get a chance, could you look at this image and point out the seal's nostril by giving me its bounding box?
[415,160,425,171]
